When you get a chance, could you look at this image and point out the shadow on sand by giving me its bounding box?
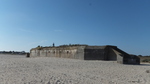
[139,63,150,66]
[123,63,150,66]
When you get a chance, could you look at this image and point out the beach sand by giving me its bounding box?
[0,54,149,84]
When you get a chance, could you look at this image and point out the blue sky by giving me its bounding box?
[0,0,150,55]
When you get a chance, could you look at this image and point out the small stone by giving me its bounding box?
[146,70,150,73]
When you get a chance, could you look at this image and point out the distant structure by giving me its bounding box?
[30,44,140,64]
[0,51,26,55]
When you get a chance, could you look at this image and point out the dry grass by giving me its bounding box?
[138,56,150,63]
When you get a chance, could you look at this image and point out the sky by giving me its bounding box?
[0,0,150,55]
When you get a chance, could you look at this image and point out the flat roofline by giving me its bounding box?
[30,45,117,50]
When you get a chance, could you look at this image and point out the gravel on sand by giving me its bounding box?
[0,55,149,84]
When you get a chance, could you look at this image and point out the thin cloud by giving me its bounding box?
[40,40,47,43]
[18,28,34,33]
[54,29,63,32]
[28,40,47,46]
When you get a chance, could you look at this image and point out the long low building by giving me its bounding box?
[30,45,140,64]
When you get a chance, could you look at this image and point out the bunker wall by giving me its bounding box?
[30,46,85,60]
[107,48,117,60]
[112,49,123,64]
[84,49,105,60]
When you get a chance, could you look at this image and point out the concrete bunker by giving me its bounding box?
[30,45,140,64]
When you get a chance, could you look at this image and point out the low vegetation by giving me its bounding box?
[138,55,150,63]
[142,59,150,63]
[36,46,43,50]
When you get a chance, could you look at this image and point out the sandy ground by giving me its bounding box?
[0,55,150,84]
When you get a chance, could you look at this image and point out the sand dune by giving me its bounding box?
[0,54,149,84]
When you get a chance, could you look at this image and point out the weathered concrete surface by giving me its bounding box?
[30,45,140,64]
[30,46,85,60]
